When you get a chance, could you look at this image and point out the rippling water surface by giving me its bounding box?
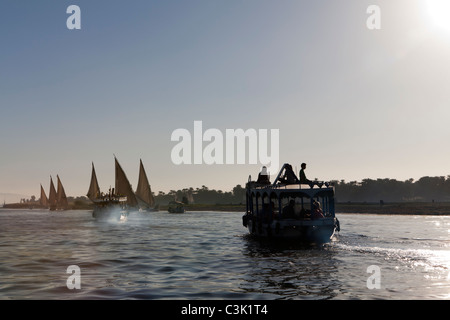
[1,209,450,299]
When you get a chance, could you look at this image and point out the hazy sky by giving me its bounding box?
[1,0,450,201]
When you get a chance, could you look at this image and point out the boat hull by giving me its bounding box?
[243,216,338,244]
[167,201,185,213]
[168,207,185,214]
[92,205,127,221]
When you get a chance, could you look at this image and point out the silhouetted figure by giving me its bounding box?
[311,201,324,220]
[278,164,298,184]
[299,163,312,185]
[256,166,271,185]
[281,200,296,219]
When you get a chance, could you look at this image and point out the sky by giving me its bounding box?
[1,0,450,202]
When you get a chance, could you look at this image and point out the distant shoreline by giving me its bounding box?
[3,201,450,215]
[335,202,450,215]
[185,202,450,215]
[182,202,450,215]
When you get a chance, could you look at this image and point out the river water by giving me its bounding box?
[1,209,450,300]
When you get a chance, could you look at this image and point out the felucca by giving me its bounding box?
[40,184,49,209]
[87,157,132,220]
[135,159,158,212]
[56,175,69,210]
[48,176,57,211]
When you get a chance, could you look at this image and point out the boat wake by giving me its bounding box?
[335,233,450,275]
[92,207,128,224]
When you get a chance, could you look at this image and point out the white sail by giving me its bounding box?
[86,162,101,201]
[115,157,138,207]
[56,175,69,210]
[135,159,155,208]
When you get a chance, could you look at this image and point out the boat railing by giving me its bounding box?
[247,182,334,191]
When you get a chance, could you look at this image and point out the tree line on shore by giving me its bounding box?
[130,175,450,205]
[332,176,450,203]
[154,185,247,205]
[15,175,450,208]
[156,176,450,204]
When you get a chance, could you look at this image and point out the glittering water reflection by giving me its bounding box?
[1,210,450,299]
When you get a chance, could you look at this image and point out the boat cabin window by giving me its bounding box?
[279,197,310,219]
[247,189,335,220]
[277,194,334,219]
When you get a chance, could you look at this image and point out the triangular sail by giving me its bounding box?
[135,159,155,208]
[86,162,101,201]
[40,184,49,207]
[48,176,57,210]
[56,175,69,210]
[115,157,138,207]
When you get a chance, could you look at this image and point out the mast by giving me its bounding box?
[40,184,49,208]
[86,162,101,201]
[56,175,69,210]
[114,156,138,207]
[48,176,57,211]
[135,159,155,208]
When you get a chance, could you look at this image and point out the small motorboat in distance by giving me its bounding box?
[242,163,340,244]
[167,201,185,213]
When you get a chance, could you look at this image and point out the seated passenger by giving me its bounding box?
[299,163,327,188]
[311,201,325,220]
[299,163,312,185]
[281,200,296,219]
[278,164,299,185]
[256,166,271,185]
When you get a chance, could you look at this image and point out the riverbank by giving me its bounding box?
[335,202,450,215]
[182,202,450,215]
[2,202,93,210]
[3,202,450,215]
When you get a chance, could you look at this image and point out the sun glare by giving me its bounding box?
[427,0,450,33]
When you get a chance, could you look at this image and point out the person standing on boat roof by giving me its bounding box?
[256,166,271,185]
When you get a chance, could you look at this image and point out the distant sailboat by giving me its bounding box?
[88,157,159,219]
[48,176,57,211]
[88,157,133,220]
[40,184,49,208]
[135,159,158,212]
[56,175,69,210]
[86,162,100,202]
[115,156,138,208]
